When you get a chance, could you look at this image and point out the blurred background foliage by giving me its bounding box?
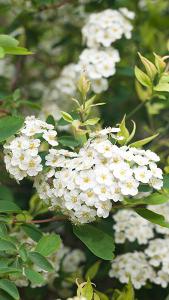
[0,1,169,299]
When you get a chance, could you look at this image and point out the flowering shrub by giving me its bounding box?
[0,1,169,300]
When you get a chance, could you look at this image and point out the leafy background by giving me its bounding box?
[0,0,169,299]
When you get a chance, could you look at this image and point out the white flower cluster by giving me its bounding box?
[78,48,120,93]
[10,229,86,288]
[145,238,169,288]
[82,8,135,48]
[4,116,58,181]
[113,209,155,245]
[34,128,162,224]
[109,251,155,289]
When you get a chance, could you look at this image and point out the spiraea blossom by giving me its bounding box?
[78,48,120,93]
[113,209,155,244]
[109,251,155,289]
[145,238,169,288]
[82,8,135,48]
[34,127,163,224]
[4,116,58,181]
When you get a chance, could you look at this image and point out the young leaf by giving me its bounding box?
[21,224,42,242]
[0,201,21,213]
[135,66,152,87]
[0,279,19,300]
[85,261,101,280]
[81,278,93,300]
[4,47,32,55]
[129,133,158,148]
[135,208,169,228]
[29,252,54,272]
[114,280,135,300]
[73,224,115,260]
[25,268,45,286]
[61,111,73,123]
[154,53,166,73]
[84,118,100,126]
[0,116,24,143]
[35,233,61,257]
[138,52,157,80]
[0,35,18,48]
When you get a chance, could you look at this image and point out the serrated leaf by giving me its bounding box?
[0,279,19,300]
[135,66,152,87]
[73,224,115,260]
[0,201,21,213]
[35,233,61,257]
[25,268,45,286]
[129,133,158,148]
[19,244,28,262]
[0,116,24,143]
[29,251,53,272]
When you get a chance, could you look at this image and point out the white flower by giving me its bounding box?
[109,251,155,289]
[75,170,95,191]
[82,9,134,48]
[134,166,152,183]
[43,130,58,146]
[113,209,154,244]
[113,162,133,181]
[119,177,139,196]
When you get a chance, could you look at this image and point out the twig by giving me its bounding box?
[12,215,67,225]
[39,0,73,11]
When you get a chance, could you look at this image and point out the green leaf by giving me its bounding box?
[84,118,100,126]
[0,224,8,238]
[73,224,115,260]
[0,35,18,48]
[61,111,73,123]
[135,66,152,87]
[19,244,28,262]
[29,251,54,272]
[0,186,14,202]
[154,53,166,73]
[85,261,101,280]
[0,290,13,300]
[0,238,16,252]
[125,193,168,206]
[113,280,135,300]
[0,47,5,59]
[35,233,61,257]
[58,136,81,148]
[25,268,45,286]
[163,174,169,189]
[0,116,24,143]
[4,47,32,55]
[0,201,21,213]
[154,83,169,92]
[126,121,136,144]
[118,115,129,145]
[138,52,157,80]
[21,224,42,242]
[81,278,93,300]
[129,133,158,148]
[46,115,55,127]
[135,208,169,228]
[0,279,19,300]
